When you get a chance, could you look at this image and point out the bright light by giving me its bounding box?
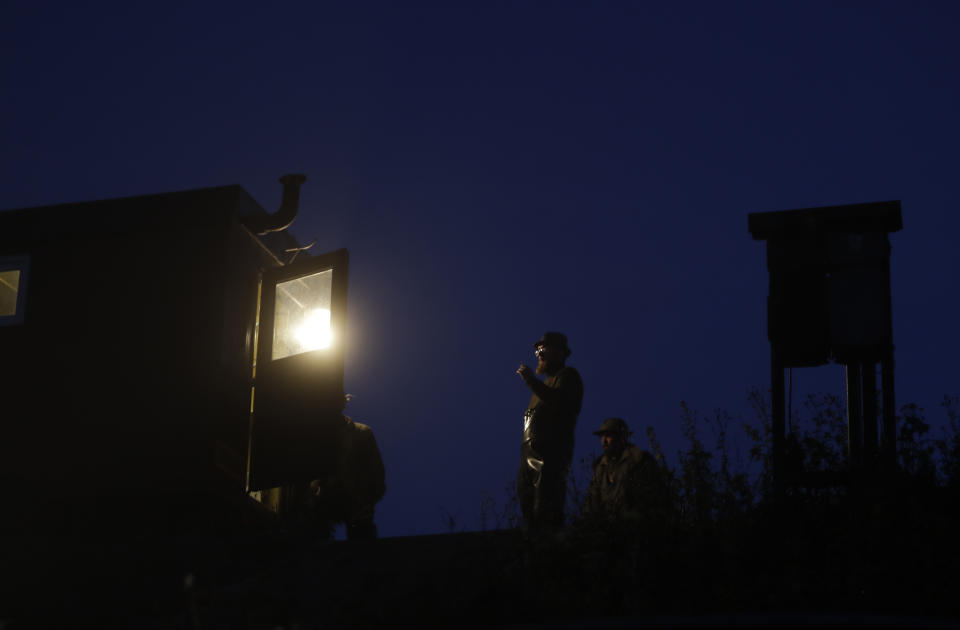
[294,308,332,351]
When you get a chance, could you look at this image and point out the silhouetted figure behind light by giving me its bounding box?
[516,332,583,534]
[300,395,386,540]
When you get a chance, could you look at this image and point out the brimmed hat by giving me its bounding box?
[532,332,571,357]
[593,417,631,437]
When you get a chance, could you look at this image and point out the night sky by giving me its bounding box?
[3,1,958,537]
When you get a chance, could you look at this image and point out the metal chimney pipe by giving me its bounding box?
[255,173,307,234]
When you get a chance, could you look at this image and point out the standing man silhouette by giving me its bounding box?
[516,332,584,534]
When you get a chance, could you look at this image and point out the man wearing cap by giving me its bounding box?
[516,332,584,532]
[584,417,668,527]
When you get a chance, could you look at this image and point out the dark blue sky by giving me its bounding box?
[3,1,958,536]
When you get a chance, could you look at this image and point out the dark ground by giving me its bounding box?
[2,487,959,629]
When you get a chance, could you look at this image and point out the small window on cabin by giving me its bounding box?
[272,269,334,360]
[0,256,29,325]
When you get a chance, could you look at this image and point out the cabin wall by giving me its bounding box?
[0,194,276,509]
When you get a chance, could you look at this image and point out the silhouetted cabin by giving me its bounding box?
[0,176,349,532]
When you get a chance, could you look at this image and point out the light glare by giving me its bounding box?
[294,308,332,351]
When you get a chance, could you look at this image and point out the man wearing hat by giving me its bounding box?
[583,417,668,527]
[516,332,584,532]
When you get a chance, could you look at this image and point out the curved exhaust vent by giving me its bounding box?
[249,173,307,234]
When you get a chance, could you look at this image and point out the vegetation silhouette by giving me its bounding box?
[462,389,960,625]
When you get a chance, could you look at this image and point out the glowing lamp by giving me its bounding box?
[294,308,332,351]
